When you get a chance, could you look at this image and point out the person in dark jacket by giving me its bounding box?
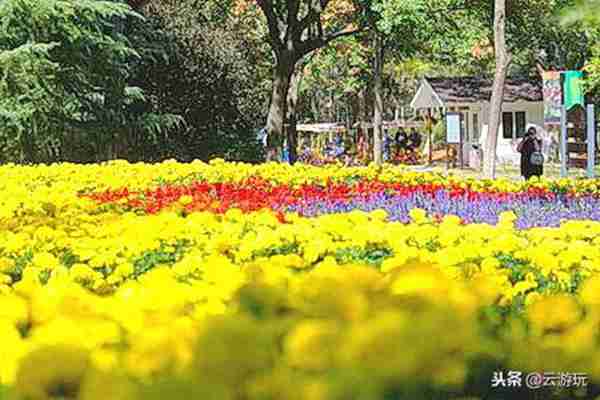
[395,129,408,151]
[517,127,543,180]
[408,129,422,150]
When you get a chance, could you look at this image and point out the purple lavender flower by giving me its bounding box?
[278,188,600,229]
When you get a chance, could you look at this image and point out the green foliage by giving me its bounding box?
[255,243,300,258]
[126,0,269,162]
[465,0,595,73]
[562,0,600,91]
[562,0,600,24]
[0,0,265,164]
[2,0,596,162]
[0,0,187,163]
[335,246,393,266]
[301,36,371,121]
[7,249,34,282]
[59,249,79,269]
[132,239,189,278]
[581,47,600,91]
[0,0,133,162]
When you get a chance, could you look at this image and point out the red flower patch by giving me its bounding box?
[80,177,558,222]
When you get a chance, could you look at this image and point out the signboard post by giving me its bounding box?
[587,104,596,178]
[427,110,433,165]
[560,106,568,178]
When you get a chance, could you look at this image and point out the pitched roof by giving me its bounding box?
[425,76,543,103]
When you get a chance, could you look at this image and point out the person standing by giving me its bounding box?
[394,128,407,161]
[357,134,366,162]
[517,127,544,180]
[409,129,422,151]
[383,130,391,162]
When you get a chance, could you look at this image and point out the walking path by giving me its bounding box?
[406,163,600,181]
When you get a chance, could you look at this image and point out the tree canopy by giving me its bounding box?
[0,0,146,162]
[0,0,598,164]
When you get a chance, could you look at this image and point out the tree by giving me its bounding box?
[471,0,596,177]
[372,33,384,165]
[285,58,313,163]
[250,0,361,162]
[128,0,269,162]
[0,0,180,163]
[357,0,480,164]
[483,0,511,178]
[563,0,600,22]
[299,36,372,125]
[460,0,596,75]
[562,0,600,90]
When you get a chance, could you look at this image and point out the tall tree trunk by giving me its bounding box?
[373,34,384,165]
[359,88,369,155]
[106,132,115,161]
[329,91,335,122]
[359,89,366,125]
[23,117,37,163]
[346,95,352,133]
[483,0,511,178]
[256,0,362,162]
[311,92,320,121]
[266,61,293,161]
[350,95,358,127]
[286,66,303,164]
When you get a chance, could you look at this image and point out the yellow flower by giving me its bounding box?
[370,209,388,221]
[14,345,91,400]
[409,208,428,224]
[0,321,27,385]
[114,263,134,278]
[498,211,517,228]
[524,292,542,306]
[527,295,581,334]
[284,320,340,370]
[480,257,500,273]
[470,275,503,306]
[0,257,15,273]
[78,369,136,400]
[178,195,193,205]
[0,273,12,285]
[390,264,449,300]
[580,275,600,306]
[32,252,60,270]
[0,294,29,326]
[70,264,101,283]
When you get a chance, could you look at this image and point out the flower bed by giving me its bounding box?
[0,160,600,399]
[85,176,600,229]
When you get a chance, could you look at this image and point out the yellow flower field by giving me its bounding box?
[0,160,599,399]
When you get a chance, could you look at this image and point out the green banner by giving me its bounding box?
[563,70,584,110]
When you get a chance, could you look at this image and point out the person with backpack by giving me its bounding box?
[517,127,544,180]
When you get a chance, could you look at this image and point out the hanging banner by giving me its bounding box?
[563,70,584,111]
[542,71,562,127]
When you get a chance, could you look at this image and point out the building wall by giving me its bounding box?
[431,99,545,166]
[475,101,544,164]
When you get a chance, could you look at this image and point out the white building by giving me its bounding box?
[410,76,545,164]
